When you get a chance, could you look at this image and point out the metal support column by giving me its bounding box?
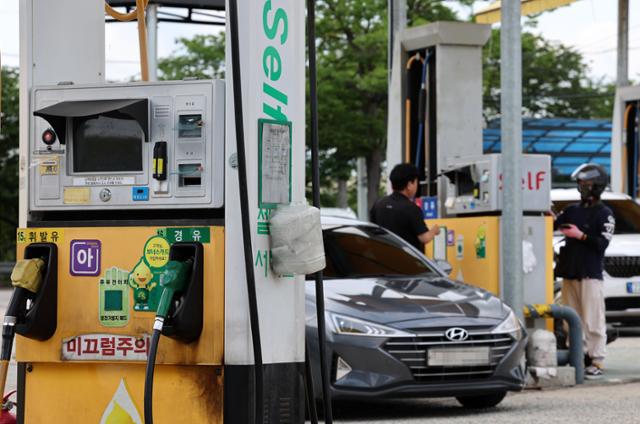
[357,157,368,220]
[146,3,159,81]
[618,0,629,87]
[501,0,524,320]
[387,0,406,78]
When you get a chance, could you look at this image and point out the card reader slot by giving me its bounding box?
[179,164,202,187]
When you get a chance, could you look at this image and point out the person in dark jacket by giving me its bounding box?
[555,163,615,379]
[370,163,440,252]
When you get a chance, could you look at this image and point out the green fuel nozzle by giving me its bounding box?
[153,260,192,331]
[1,259,45,399]
[146,259,191,424]
[4,259,45,356]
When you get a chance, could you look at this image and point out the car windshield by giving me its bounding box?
[553,199,640,234]
[320,224,439,279]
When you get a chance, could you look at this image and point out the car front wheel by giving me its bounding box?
[455,391,507,409]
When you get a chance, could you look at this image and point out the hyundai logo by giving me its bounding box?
[445,327,469,341]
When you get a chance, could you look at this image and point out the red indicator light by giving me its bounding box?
[42,129,57,145]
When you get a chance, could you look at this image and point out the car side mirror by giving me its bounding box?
[435,259,453,276]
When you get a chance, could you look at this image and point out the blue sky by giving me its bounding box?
[0,0,636,83]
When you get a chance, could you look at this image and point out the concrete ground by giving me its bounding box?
[585,334,640,386]
[329,381,640,423]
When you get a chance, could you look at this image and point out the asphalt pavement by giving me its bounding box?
[328,381,640,423]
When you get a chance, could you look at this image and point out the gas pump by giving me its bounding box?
[15,0,309,423]
[611,86,640,197]
[387,22,491,206]
[387,21,554,327]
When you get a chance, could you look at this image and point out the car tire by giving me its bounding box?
[455,391,507,409]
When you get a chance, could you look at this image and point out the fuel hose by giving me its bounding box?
[631,102,640,199]
[414,50,432,170]
[144,260,191,424]
[307,0,332,422]
[405,54,424,163]
[143,325,162,424]
[1,259,45,402]
[228,1,265,423]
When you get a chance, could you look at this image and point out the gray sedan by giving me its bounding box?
[306,217,527,408]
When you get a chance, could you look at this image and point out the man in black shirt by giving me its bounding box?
[555,163,615,380]
[370,163,440,252]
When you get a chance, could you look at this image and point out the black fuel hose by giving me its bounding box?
[306,0,333,422]
[228,1,264,423]
[304,341,319,424]
[143,327,162,424]
[414,50,432,170]
[1,288,29,362]
[631,103,638,197]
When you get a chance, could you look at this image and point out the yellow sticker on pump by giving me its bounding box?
[39,157,60,176]
[143,236,170,268]
[17,228,65,244]
[63,187,91,204]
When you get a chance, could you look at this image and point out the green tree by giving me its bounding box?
[483,30,614,119]
[156,3,613,210]
[313,0,464,209]
[158,33,225,80]
[157,2,465,210]
[0,67,19,261]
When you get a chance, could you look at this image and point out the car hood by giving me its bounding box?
[553,233,640,256]
[306,276,509,326]
[603,234,640,256]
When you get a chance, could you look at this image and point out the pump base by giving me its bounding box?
[224,362,305,424]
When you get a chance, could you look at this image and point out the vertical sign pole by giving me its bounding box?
[501,0,524,320]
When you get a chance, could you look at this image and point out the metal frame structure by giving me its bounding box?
[484,118,612,183]
[107,7,224,25]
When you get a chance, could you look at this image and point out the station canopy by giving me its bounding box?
[475,0,577,24]
[106,0,224,24]
[483,118,612,186]
[107,0,224,9]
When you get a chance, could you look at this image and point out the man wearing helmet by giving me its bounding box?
[555,163,615,379]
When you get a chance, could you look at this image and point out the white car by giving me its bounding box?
[551,189,640,326]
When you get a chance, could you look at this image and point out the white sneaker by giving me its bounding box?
[585,364,603,380]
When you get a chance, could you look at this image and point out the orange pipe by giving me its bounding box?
[105,0,150,81]
[405,100,411,162]
[135,0,150,81]
[404,54,424,164]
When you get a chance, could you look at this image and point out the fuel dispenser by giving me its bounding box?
[16,80,225,423]
[387,22,490,204]
[432,154,554,314]
[387,21,554,325]
[611,85,640,197]
[15,1,311,423]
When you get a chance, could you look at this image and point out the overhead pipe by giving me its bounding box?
[404,54,423,163]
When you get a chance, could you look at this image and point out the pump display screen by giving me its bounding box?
[178,114,203,138]
[73,115,144,173]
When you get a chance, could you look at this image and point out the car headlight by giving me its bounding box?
[329,313,413,337]
[491,310,523,341]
